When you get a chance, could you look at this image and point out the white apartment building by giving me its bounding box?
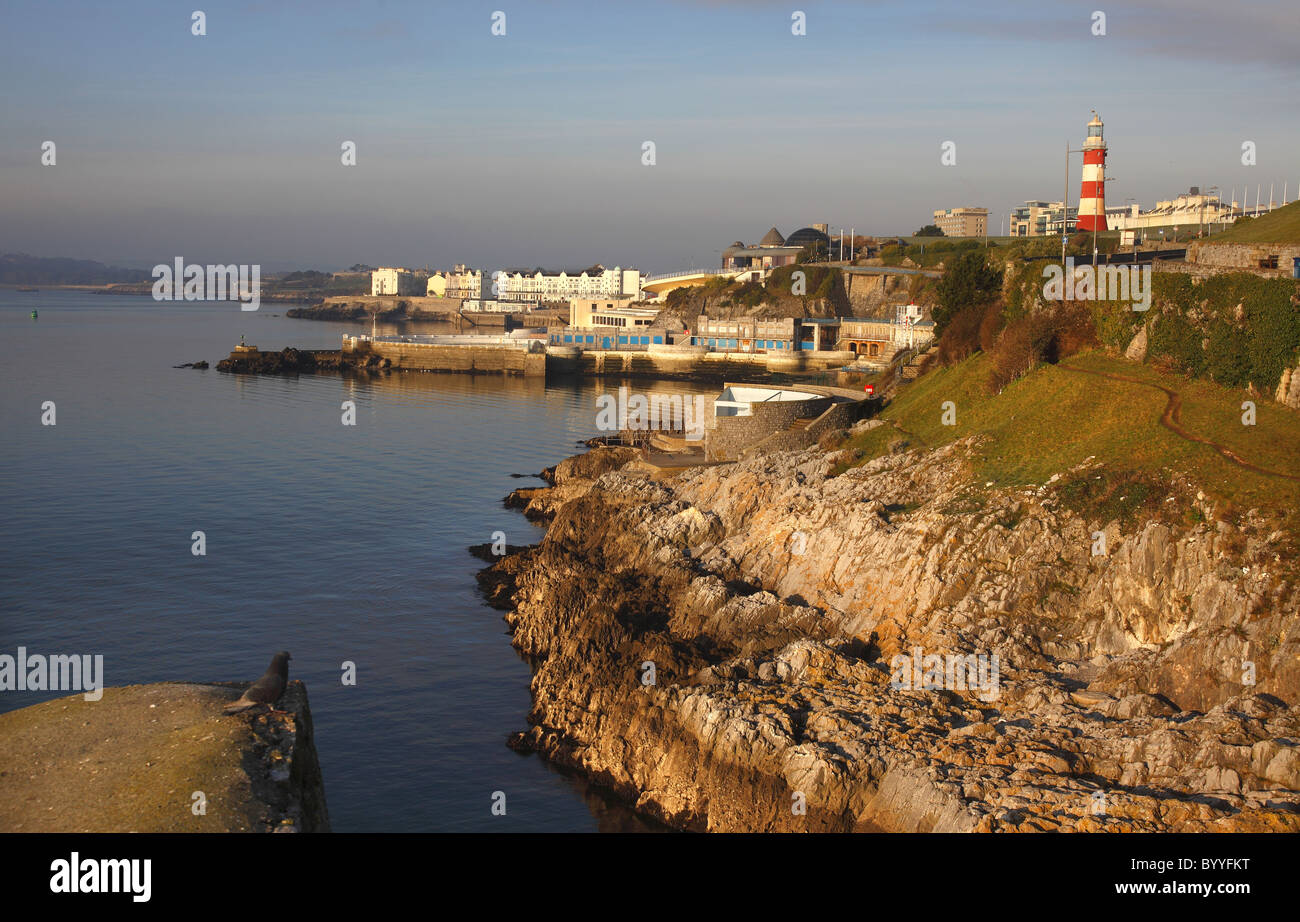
[492,266,644,305]
[1106,189,1238,236]
[371,267,424,296]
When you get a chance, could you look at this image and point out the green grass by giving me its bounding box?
[834,350,1300,524]
[1201,200,1300,245]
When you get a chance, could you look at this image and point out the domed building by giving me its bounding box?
[784,226,830,251]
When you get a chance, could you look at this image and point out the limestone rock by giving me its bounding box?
[484,436,1300,832]
[1124,325,1149,362]
[1276,367,1300,410]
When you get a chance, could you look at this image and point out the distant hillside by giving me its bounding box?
[0,253,152,286]
[1206,200,1300,244]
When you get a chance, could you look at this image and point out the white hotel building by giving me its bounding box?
[492,267,644,305]
[370,267,425,296]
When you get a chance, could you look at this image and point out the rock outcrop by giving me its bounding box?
[1276,367,1300,410]
[216,347,387,375]
[484,440,1300,832]
[1124,325,1148,362]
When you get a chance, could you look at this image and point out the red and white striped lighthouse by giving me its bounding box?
[1076,111,1107,232]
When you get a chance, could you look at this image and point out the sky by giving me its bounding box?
[1,0,1297,273]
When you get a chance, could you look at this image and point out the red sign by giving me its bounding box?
[865,384,875,396]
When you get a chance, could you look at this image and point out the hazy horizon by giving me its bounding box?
[2,0,1297,274]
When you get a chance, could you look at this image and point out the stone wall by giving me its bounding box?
[1188,242,1300,275]
[741,400,866,458]
[706,396,832,461]
[1151,261,1290,281]
[356,340,545,376]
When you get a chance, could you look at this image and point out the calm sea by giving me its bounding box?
[0,290,710,832]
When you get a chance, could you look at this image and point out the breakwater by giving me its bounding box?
[344,335,546,376]
[218,335,858,382]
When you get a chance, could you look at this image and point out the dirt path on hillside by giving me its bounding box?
[1057,362,1300,481]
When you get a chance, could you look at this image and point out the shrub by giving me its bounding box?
[935,303,985,366]
[1204,320,1251,387]
[986,301,1097,393]
[978,299,1005,353]
[934,250,1003,332]
[1148,307,1206,377]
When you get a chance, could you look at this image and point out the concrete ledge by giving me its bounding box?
[0,681,329,832]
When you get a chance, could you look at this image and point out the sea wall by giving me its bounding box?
[741,400,865,458]
[706,396,832,461]
[346,339,545,376]
[547,348,854,381]
[1188,241,1300,274]
[0,680,329,832]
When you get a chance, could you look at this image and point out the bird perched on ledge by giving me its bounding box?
[223,651,291,715]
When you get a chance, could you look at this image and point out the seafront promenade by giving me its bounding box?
[337,332,858,380]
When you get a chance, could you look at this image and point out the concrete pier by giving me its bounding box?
[0,681,329,832]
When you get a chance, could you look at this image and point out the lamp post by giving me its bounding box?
[1200,185,1220,237]
[1062,142,1087,265]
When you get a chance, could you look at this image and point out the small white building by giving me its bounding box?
[569,298,659,329]
[371,267,424,296]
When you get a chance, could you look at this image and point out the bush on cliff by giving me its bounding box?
[933,250,1003,333]
[935,299,1005,368]
[986,301,1097,394]
[1146,272,1300,390]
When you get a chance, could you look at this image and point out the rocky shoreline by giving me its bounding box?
[215,347,390,375]
[480,437,1300,832]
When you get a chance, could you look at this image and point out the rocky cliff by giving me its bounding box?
[484,436,1300,832]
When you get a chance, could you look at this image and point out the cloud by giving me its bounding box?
[928,0,1299,74]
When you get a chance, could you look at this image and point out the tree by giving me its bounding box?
[933,250,1003,332]
[914,224,945,237]
[796,241,828,264]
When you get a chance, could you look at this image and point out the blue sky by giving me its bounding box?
[1,0,1296,272]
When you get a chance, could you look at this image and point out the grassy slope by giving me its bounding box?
[840,350,1300,519]
[1201,200,1300,245]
